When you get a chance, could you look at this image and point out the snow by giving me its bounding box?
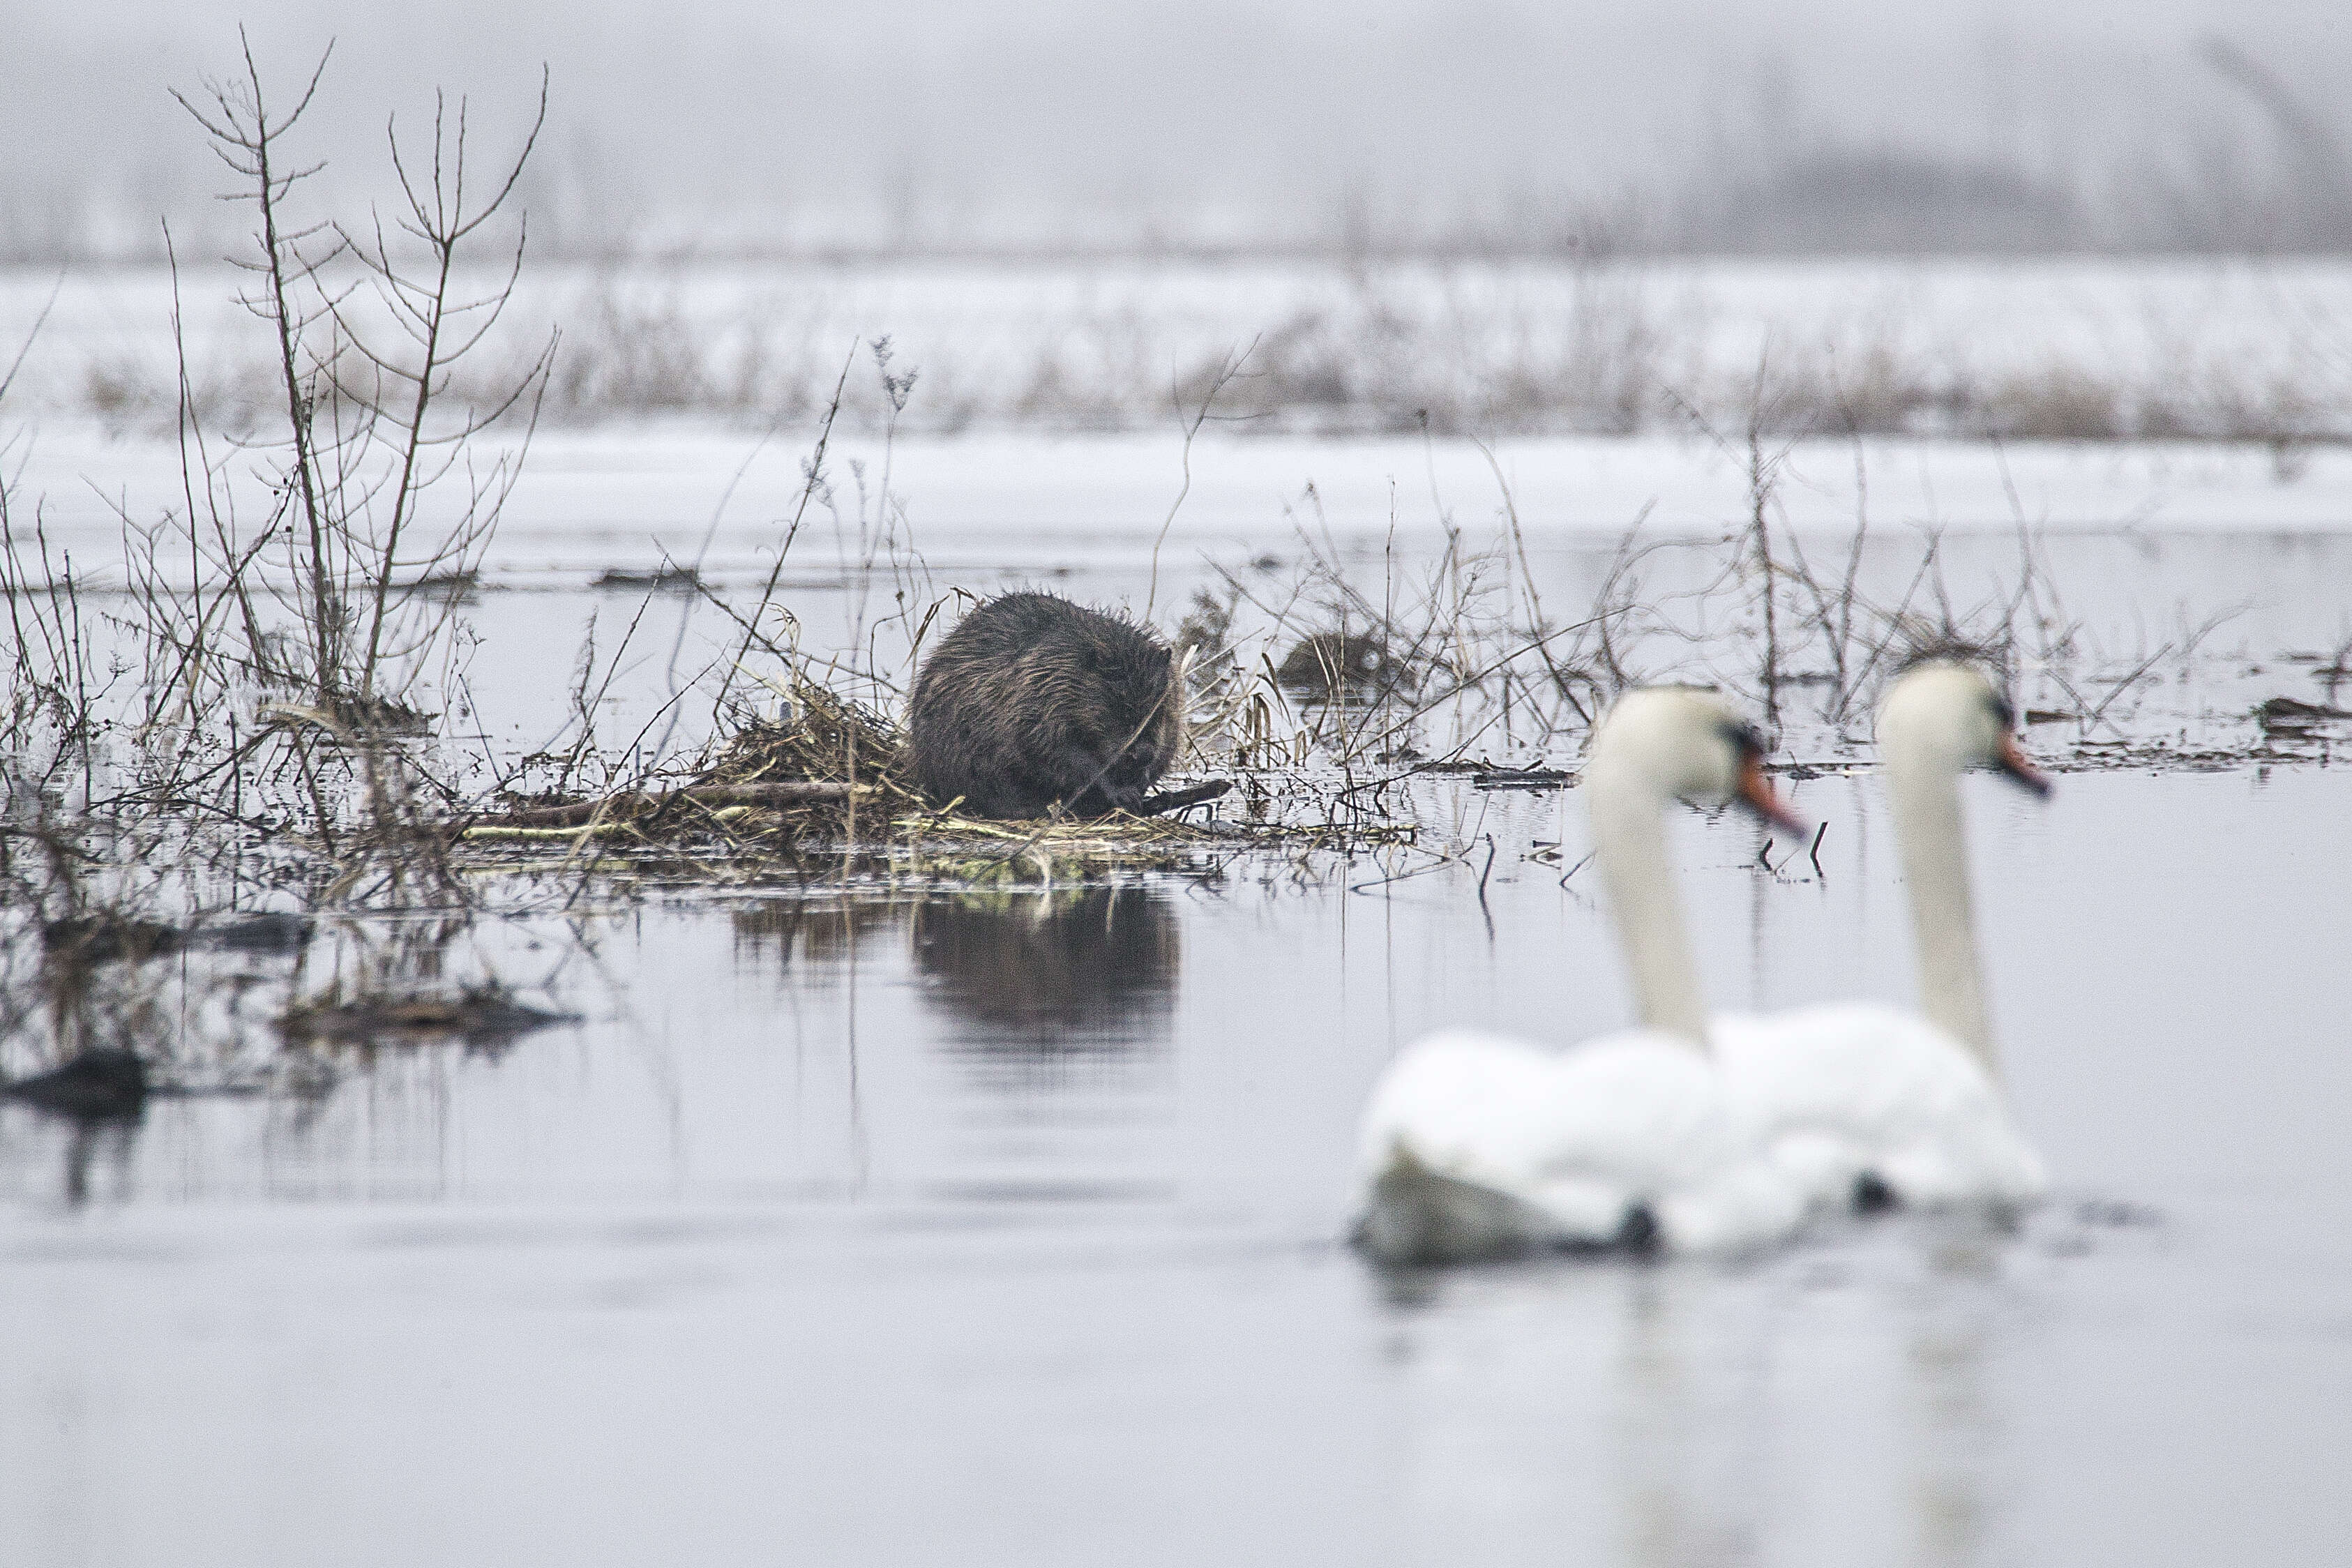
[11,424,2352,594]
[4,253,2351,435]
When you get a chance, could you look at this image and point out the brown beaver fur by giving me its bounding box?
[907,592,1178,818]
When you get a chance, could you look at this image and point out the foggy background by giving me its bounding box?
[8,0,2352,263]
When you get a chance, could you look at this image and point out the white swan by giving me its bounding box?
[1355,688,1811,1262]
[1716,661,2049,1212]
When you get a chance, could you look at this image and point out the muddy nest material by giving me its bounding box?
[888,808,1228,885]
[882,786,1405,886]
[449,664,1407,887]
[702,678,912,799]
[455,672,1244,877]
[460,676,926,852]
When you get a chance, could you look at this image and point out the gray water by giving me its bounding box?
[4,762,2348,1566]
[8,432,2352,1562]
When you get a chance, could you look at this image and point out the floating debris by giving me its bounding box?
[279,986,579,1050]
[40,912,313,966]
[1468,767,1574,792]
[395,568,480,600]
[39,917,183,965]
[1139,779,1232,815]
[1,1048,149,1122]
[256,696,438,738]
[1276,632,1412,700]
[201,912,315,953]
[2256,695,2351,734]
[592,566,701,591]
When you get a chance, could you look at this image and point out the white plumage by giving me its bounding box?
[1715,1005,2046,1209]
[1353,668,2051,1265]
[1357,1027,1807,1259]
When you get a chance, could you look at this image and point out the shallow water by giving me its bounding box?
[4,764,2348,1566]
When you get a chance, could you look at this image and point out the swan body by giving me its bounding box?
[1710,661,2053,1213]
[1357,1027,1808,1259]
[1352,667,2052,1265]
[1355,688,1809,1262]
[1715,1004,2044,1209]
[1358,1002,2044,1262]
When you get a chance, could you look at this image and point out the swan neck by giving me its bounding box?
[1887,739,1998,1078]
[1588,760,1710,1050]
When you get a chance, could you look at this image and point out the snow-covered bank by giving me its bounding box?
[6,255,2352,441]
[11,423,2352,590]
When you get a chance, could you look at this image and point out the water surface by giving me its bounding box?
[5,766,2347,1567]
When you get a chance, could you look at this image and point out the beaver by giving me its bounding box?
[907,591,1179,818]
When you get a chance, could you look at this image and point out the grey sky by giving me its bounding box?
[7,1,2349,254]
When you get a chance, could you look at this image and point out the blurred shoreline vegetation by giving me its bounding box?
[29,252,2352,449]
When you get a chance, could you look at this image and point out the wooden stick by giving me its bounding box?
[465,781,870,831]
[1136,779,1232,817]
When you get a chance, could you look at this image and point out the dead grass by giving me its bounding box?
[32,258,2352,447]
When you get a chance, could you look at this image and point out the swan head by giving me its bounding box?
[1878,662,2050,796]
[1588,687,1803,828]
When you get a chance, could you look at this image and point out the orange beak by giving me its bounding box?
[1736,753,1809,834]
[1994,732,2052,798]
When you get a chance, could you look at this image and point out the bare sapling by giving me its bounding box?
[156,33,553,898]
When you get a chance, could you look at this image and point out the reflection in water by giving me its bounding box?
[1375,1262,1775,1567]
[0,1110,140,1207]
[731,898,900,1190]
[1905,1236,2009,1568]
[912,888,1176,1109]
[0,917,173,1208]
[57,1120,137,1205]
[721,889,1182,1046]
[913,888,1177,1041]
[731,898,902,973]
[0,907,619,1205]
[1373,1227,2026,1568]
[0,762,2341,1565]
[730,888,1184,1191]
[1615,1278,1761,1568]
